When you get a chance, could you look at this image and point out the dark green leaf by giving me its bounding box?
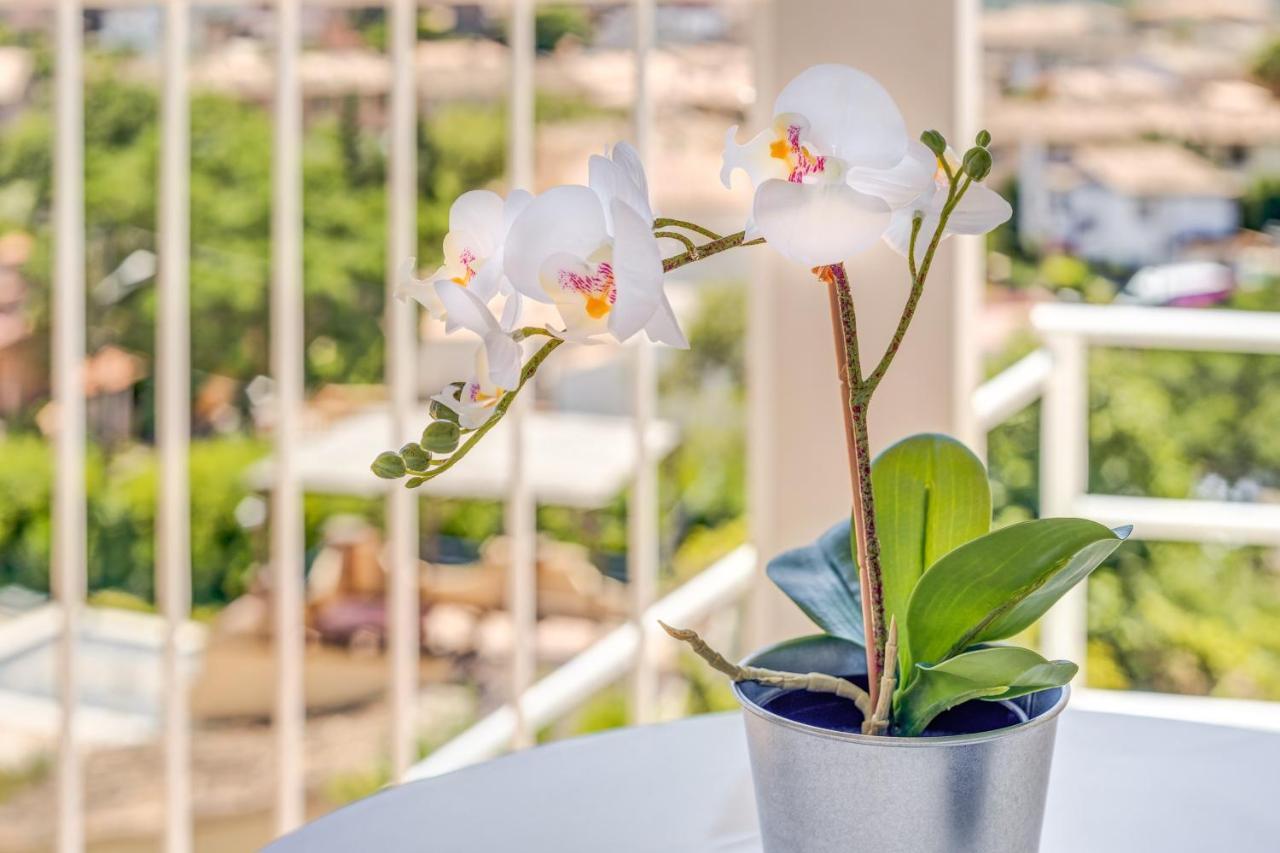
[906,518,1130,671]
[873,433,990,658]
[894,644,1076,736]
[765,518,864,645]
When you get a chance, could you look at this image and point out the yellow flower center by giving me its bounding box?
[585,294,611,319]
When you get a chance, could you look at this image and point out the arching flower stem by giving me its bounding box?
[652,217,724,242]
[662,230,765,273]
[405,337,563,484]
[405,230,763,488]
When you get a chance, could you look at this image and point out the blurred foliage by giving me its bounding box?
[1242,174,1280,231]
[1251,36,1280,98]
[0,64,509,396]
[986,283,1280,699]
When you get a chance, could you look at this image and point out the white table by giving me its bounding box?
[266,709,1280,852]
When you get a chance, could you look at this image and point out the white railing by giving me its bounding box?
[973,302,1280,684]
[39,1,678,849]
[31,3,1280,851]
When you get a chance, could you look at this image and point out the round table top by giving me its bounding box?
[267,708,1280,852]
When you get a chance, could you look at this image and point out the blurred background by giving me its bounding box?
[0,1,1277,850]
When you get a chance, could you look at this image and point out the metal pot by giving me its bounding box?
[734,635,1068,853]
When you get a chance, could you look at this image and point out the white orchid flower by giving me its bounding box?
[398,188,532,326]
[433,281,521,391]
[875,143,1012,267]
[432,345,511,430]
[721,64,910,268]
[504,143,688,348]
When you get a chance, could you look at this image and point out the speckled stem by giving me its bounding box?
[660,622,873,719]
[822,263,887,711]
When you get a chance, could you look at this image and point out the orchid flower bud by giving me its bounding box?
[920,129,947,158]
[400,443,431,471]
[371,451,406,480]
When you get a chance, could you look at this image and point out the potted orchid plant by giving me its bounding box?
[372,65,1129,853]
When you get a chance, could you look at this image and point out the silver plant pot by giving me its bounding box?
[734,635,1068,853]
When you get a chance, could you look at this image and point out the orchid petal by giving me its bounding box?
[882,208,936,268]
[773,64,907,170]
[499,291,523,332]
[435,280,500,337]
[448,190,505,255]
[502,189,534,232]
[720,124,790,190]
[645,292,689,349]
[504,185,609,303]
[590,142,653,226]
[396,257,446,317]
[484,332,521,390]
[947,183,1013,235]
[848,140,936,209]
[608,199,663,342]
[539,252,612,337]
[753,179,891,267]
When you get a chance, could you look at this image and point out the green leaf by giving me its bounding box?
[873,433,991,659]
[765,518,865,645]
[894,645,1076,736]
[905,518,1130,672]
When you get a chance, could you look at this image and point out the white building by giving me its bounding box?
[1018,142,1242,267]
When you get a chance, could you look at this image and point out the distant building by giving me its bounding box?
[1019,143,1242,267]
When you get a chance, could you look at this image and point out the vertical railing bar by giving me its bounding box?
[1039,333,1089,675]
[53,3,86,852]
[271,0,306,834]
[157,2,192,851]
[385,0,420,783]
[627,0,659,726]
[506,0,537,750]
[744,0,779,653]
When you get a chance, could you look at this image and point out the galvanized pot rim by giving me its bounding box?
[732,634,1071,749]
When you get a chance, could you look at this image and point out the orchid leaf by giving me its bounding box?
[873,433,991,661]
[905,518,1130,672]
[894,645,1077,736]
[765,518,865,645]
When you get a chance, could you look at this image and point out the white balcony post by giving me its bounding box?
[1039,332,1089,672]
[506,0,537,751]
[271,0,307,833]
[627,0,659,726]
[386,0,421,783]
[747,0,984,645]
[53,3,86,851]
[157,2,192,850]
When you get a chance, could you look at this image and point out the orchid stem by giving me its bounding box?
[662,230,762,273]
[821,264,886,710]
[655,230,699,256]
[404,337,563,485]
[653,217,724,242]
[660,621,873,719]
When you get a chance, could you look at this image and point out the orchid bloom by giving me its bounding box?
[434,281,521,391]
[504,143,687,348]
[432,345,511,430]
[398,188,532,329]
[878,143,1012,266]
[721,64,911,267]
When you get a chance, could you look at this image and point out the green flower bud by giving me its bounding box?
[962,147,992,181]
[429,399,460,424]
[405,477,426,489]
[400,442,431,471]
[422,420,461,453]
[371,451,406,480]
[975,129,991,148]
[920,129,947,157]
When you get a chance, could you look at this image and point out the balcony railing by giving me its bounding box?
[27,2,1280,852]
